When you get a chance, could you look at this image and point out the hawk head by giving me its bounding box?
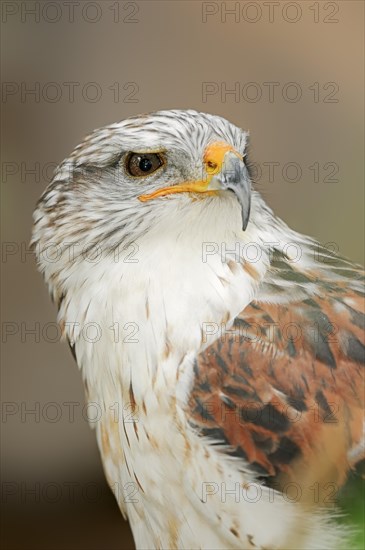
[32,110,254,276]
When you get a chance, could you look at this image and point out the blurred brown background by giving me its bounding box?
[1,1,364,549]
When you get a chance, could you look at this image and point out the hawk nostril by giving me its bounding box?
[206,160,218,173]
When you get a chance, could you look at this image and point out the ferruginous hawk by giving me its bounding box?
[32,110,364,549]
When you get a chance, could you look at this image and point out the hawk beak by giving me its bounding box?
[138,142,251,231]
[214,150,251,231]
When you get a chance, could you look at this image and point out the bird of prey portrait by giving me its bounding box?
[32,110,364,550]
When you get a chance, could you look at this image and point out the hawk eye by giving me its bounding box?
[126,153,164,177]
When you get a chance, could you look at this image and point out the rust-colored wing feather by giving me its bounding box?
[189,247,365,495]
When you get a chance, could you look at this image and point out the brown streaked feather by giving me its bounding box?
[189,253,365,495]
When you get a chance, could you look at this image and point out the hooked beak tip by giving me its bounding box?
[242,211,250,231]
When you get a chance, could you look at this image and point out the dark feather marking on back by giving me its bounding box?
[306,334,337,369]
[315,341,337,369]
[286,395,307,412]
[198,380,211,392]
[214,351,229,374]
[240,403,290,433]
[269,437,301,465]
[233,318,251,330]
[231,373,250,386]
[198,426,231,446]
[224,385,257,400]
[346,336,365,365]
[315,390,335,422]
[240,363,253,377]
[251,432,275,454]
[220,394,236,409]
[302,298,320,309]
[192,398,215,422]
[332,269,365,279]
[271,259,313,284]
[193,359,199,378]
[287,337,297,358]
[344,305,365,330]
[300,374,310,392]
